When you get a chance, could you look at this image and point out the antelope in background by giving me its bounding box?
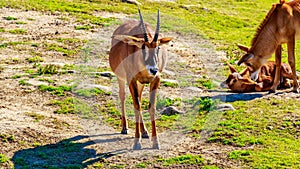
[237,0,300,93]
[221,61,294,92]
[109,9,172,149]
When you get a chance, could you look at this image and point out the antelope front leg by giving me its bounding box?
[270,45,282,93]
[287,38,299,93]
[137,83,149,138]
[129,81,143,150]
[118,78,128,134]
[149,77,160,149]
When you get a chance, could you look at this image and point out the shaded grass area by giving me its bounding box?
[192,98,300,168]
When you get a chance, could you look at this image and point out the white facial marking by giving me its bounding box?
[251,68,260,81]
[232,72,243,79]
[146,65,158,76]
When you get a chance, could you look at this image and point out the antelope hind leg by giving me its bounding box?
[287,38,299,93]
[270,45,282,93]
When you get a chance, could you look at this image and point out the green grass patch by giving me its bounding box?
[12,74,22,79]
[161,80,179,88]
[0,133,15,143]
[15,21,27,24]
[4,16,18,20]
[37,64,58,75]
[156,97,181,110]
[0,41,29,49]
[49,97,98,118]
[196,97,219,112]
[229,150,251,160]
[39,84,72,96]
[26,56,44,63]
[46,43,79,56]
[196,78,215,89]
[158,154,204,166]
[24,112,46,122]
[75,25,90,30]
[38,77,54,83]
[49,97,76,114]
[74,88,111,97]
[0,154,9,163]
[8,28,26,34]
[19,79,30,86]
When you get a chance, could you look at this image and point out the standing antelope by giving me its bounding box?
[237,0,300,93]
[109,9,172,149]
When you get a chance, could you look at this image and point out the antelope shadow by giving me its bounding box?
[209,90,266,102]
[12,134,128,169]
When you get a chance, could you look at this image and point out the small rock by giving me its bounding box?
[160,106,183,116]
[184,86,203,92]
[26,79,48,86]
[121,0,141,6]
[75,84,112,93]
[216,103,235,112]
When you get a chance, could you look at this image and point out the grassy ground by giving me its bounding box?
[193,98,300,168]
[1,0,300,168]
[2,0,298,66]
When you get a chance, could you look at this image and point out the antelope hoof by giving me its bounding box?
[268,89,276,94]
[133,138,142,150]
[141,131,149,138]
[152,143,160,149]
[152,137,160,149]
[292,87,300,93]
[121,128,128,134]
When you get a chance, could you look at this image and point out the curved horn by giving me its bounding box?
[153,9,160,42]
[138,8,149,42]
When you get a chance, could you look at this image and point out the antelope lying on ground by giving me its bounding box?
[237,0,300,93]
[109,9,172,149]
[220,61,294,92]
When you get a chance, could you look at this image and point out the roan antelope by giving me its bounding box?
[221,61,294,92]
[237,0,300,93]
[109,9,173,149]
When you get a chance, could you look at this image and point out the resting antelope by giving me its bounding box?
[221,61,294,92]
[237,0,300,93]
[109,9,172,149]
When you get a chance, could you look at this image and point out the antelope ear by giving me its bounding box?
[237,53,254,66]
[159,37,173,45]
[232,72,244,80]
[226,61,237,73]
[112,35,144,48]
[280,0,285,4]
[237,44,249,52]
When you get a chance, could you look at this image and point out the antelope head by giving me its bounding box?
[237,44,266,81]
[220,62,262,92]
[113,9,173,78]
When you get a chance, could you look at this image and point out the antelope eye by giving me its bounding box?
[245,62,252,67]
[233,79,237,83]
